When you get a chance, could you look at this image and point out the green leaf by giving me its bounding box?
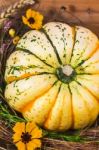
[0,103,26,126]
[43,130,86,142]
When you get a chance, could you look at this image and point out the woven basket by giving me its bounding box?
[0,0,99,150]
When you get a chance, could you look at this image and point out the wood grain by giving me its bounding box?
[38,0,99,36]
[40,0,99,23]
[0,0,99,35]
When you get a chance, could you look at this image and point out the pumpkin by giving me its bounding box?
[4,22,99,131]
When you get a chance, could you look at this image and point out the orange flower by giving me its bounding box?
[12,122,42,150]
[22,9,43,30]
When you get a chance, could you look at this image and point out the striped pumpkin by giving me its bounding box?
[5,22,99,131]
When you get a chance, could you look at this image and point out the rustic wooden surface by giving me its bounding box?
[0,0,99,36]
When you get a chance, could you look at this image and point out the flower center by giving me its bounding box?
[56,65,76,84]
[28,17,35,24]
[21,132,32,143]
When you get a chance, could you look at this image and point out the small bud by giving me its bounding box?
[9,28,16,37]
[13,36,20,45]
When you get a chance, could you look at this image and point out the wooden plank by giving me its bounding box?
[0,0,99,36]
[36,0,99,36]
[39,0,99,23]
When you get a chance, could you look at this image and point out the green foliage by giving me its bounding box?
[0,103,26,126]
[43,130,86,142]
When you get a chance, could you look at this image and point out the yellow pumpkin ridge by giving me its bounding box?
[20,82,58,113]
[44,83,62,130]
[22,81,61,126]
[58,93,66,130]
[68,84,75,129]
[76,42,99,69]
[58,84,72,131]
[69,26,77,63]
[80,81,99,103]
[87,41,99,59]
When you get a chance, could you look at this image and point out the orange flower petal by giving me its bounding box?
[27,23,33,29]
[26,139,41,150]
[35,16,43,23]
[31,127,42,139]
[26,9,33,19]
[35,13,43,21]
[30,23,37,29]
[22,16,28,25]
[26,122,36,133]
[15,141,25,150]
[13,122,25,133]
[30,23,41,30]
[31,12,36,18]
[12,132,22,143]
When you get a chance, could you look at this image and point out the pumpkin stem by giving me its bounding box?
[56,65,76,84]
[62,65,74,76]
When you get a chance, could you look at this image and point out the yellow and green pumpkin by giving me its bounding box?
[4,22,99,131]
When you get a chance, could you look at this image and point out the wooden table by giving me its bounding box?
[0,0,99,36]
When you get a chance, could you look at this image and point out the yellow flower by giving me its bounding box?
[12,122,42,150]
[22,9,43,30]
[9,28,16,37]
[13,36,20,45]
